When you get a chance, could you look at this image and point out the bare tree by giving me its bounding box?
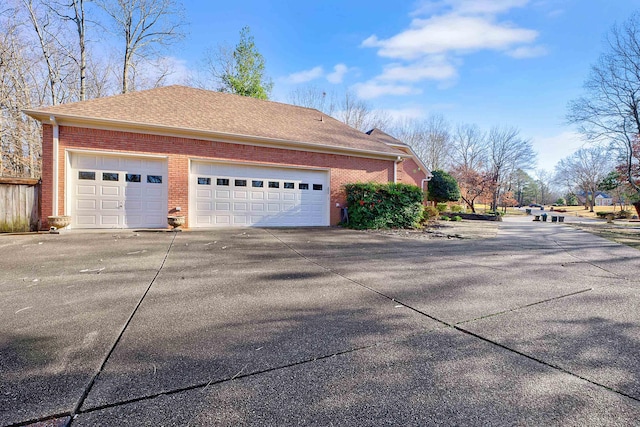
[45,0,88,100]
[22,0,76,105]
[555,147,612,212]
[392,114,451,171]
[0,5,42,177]
[567,12,640,215]
[451,123,487,171]
[487,126,536,211]
[334,90,392,132]
[96,0,186,93]
[287,85,337,116]
[535,169,551,205]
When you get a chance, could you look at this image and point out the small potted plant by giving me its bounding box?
[167,215,185,229]
[48,215,71,230]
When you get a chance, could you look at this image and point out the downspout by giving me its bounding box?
[50,115,59,216]
[421,176,432,204]
[393,156,402,183]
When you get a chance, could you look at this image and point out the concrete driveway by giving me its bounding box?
[1,217,640,426]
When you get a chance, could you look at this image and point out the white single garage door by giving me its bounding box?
[69,152,168,228]
[190,161,329,227]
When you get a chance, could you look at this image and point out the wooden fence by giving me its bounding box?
[0,177,40,232]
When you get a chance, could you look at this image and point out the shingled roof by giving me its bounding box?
[25,85,403,157]
[366,128,408,147]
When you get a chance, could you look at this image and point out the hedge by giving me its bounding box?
[343,182,424,229]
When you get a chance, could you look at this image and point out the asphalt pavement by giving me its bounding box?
[1,217,640,426]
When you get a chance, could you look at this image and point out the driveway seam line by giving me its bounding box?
[453,325,640,403]
[76,342,384,416]
[551,238,628,279]
[454,288,594,325]
[66,231,179,425]
[266,230,640,404]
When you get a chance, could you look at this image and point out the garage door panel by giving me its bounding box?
[125,200,142,210]
[77,199,96,210]
[215,215,230,224]
[125,187,142,197]
[197,215,212,224]
[191,161,328,227]
[101,200,120,210]
[197,189,212,198]
[100,215,120,225]
[70,153,167,229]
[233,216,247,224]
[77,185,96,195]
[76,215,97,225]
[101,186,119,196]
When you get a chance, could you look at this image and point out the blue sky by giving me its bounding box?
[172,0,640,172]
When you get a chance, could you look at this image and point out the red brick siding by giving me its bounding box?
[42,126,420,228]
[398,158,428,190]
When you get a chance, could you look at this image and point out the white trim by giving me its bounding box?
[188,157,331,173]
[64,150,71,216]
[64,148,169,160]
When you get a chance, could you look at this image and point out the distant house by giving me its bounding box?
[576,191,613,206]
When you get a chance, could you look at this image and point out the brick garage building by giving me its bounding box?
[25,86,429,229]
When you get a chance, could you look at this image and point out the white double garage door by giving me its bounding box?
[68,153,329,228]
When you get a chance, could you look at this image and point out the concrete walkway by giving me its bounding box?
[1,218,639,426]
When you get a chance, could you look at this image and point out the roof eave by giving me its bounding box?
[24,109,406,160]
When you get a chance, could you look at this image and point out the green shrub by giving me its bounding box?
[344,182,424,229]
[595,211,608,218]
[452,215,462,221]
[422,206,439,222]
[486,210,504,216]
[450,205,463,213]
[436,202,448,212]
[440,215,451,221]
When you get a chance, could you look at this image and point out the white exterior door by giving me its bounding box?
[69,152,168,228]
[190,161,329,227]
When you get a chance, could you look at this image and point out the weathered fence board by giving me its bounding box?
[0,178,40,232]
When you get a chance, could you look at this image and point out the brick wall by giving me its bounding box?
[42,126,426,228]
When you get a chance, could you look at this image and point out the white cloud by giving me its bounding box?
[507,45,548,58]
[354,0,545,100]
[363,15,538,59]
[352,81,421,100]
[327,63,349,84]
[286,66,324,84]
[378,56,457,82]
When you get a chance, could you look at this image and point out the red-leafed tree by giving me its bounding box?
[450,166,493,213]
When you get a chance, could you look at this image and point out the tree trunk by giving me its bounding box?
[633,200,640,217]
